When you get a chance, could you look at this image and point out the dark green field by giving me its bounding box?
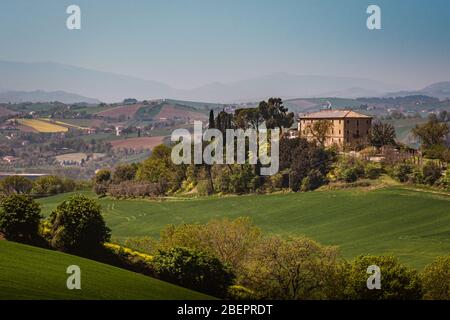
[0,241,212,300]
[38,186,450,270]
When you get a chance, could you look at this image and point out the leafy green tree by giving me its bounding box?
[93,169,112,196]
[289,139,334,191]
[234,108,263,131]
[158,217,262,275]
[152,247,234,298]
[241,236,347,299]
[94,169,112,184]
[423,144,450,162]
[345,255,422,300]
[421,256,450,300]
[305,120,334,147]
[48,194,111,253]
[32,175,65,195]
[369,121,397,148]
[136,144,185,193]
[0,194,42,242]
[112,163,137,184]
[0,176,33,195]
[259,98,294,130]
[412,117,449,149]
[214,111,234,142]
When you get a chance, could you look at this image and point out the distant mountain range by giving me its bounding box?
[0,60,448,103]
[386,82,450,100]
[0,90,100,104]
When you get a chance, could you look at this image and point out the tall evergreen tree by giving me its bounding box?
[209,110,215,129]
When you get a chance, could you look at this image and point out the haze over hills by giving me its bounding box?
[0,90,100,104]
[387,82,450,100]
[0,61,173,103]
[0,60,448,103]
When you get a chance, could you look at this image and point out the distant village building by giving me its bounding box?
[2,156,18,164]
[84,127,97,135]
[298,110,372,148]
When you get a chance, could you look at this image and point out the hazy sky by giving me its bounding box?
[1,0,449,89]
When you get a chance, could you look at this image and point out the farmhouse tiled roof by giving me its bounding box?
[299,110,372,119]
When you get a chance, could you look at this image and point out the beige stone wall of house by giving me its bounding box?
[298,119,345,147]
[343,118,372,147]
[297,110,372,149]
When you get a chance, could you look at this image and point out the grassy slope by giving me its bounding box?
[38,186,450,270]
[0,241,212,300]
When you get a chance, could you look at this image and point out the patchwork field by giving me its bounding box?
[0,241,212,300]
[95,104,143,119]
[58,118,104,128]
[38,186,450,270]
[39,118,87,130]
[17,119,68,133]
[55,152,105,163]
[110,136,165,150]
[156,105,208,121]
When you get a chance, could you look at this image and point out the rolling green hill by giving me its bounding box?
[38,186,450,270]
[0,241,213,300]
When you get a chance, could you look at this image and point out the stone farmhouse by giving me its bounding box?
[298,110,372,148]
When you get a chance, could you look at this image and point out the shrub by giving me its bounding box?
[422,162,442,185]
[365,163,382,180]
[391,163,413,183]
[213,169,231,193]
[0,194,42,242]
[269,173,284,190]
[227,285,257,300]
[48,194,111,253]
[93,182,108,196]
[301,169,325,191]
[421,256,450,300]
[152,247,234,298]
[124,236,158,254]
[409,167,424,184]
[333,156,365,183]
[438,169,450,189]
[197,179,214,196]
[288,171,301,192]
[345,255,422,300]
[228,165,256,194]
[108,180,165,198]
[0,176,33,195]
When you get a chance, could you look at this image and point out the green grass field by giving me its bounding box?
[0,241,212,300]
[38,186,450,270]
